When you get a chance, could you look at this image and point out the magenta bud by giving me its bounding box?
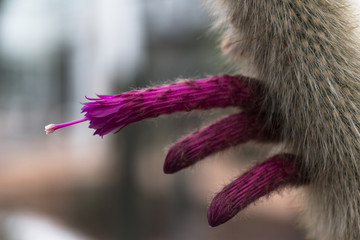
[207,154,302,227]
[163,112,265,174]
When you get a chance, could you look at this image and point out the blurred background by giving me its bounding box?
[0,0,307,239]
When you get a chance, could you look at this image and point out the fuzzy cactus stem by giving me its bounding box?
[164,112,268,174]
[207,154,304,227]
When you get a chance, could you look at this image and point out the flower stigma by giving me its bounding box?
[44,118,88,134]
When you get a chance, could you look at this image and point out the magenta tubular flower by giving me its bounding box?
[207,154,304,227]
[164,112,266,174]
[45,75,261,136]
[83,75,261,136]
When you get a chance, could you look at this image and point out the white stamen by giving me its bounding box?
[45,124,56,134]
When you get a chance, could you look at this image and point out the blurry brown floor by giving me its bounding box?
[0,135,310,240]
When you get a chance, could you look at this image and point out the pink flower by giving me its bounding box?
[45,75,260,136]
